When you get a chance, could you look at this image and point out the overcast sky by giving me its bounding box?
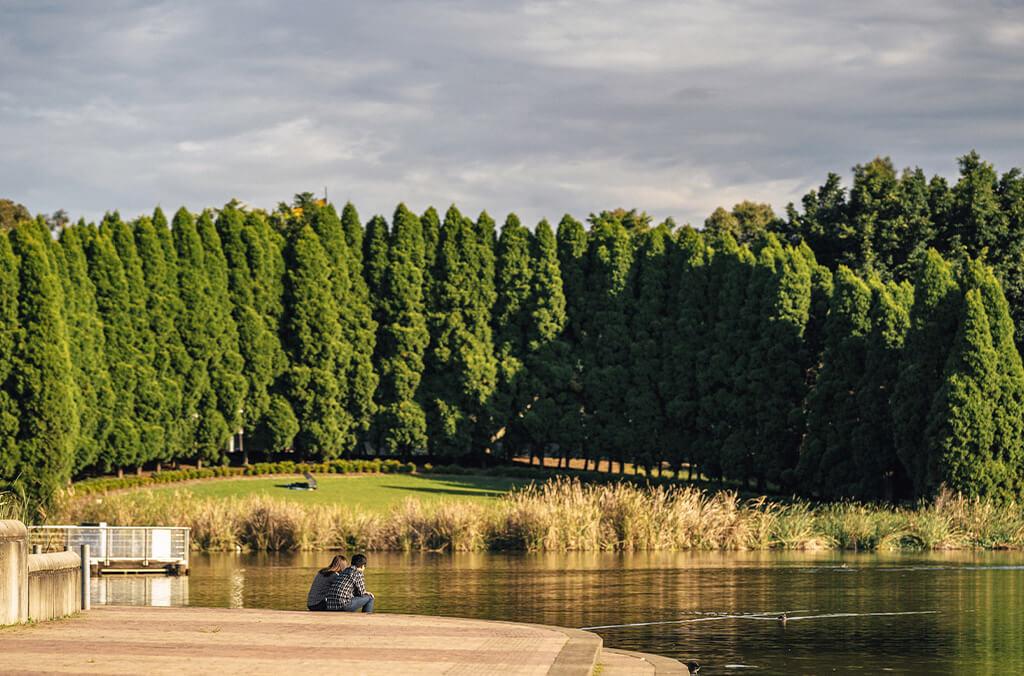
[2,0,1023,227]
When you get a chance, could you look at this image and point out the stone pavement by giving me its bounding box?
[0,606,686,675]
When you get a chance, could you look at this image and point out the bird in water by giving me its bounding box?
[777,612,788,625]
[686,660,700,674]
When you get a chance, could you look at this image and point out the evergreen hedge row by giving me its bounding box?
[6,152,1024,511]
[71,459,414,496]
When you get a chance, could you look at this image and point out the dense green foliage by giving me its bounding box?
[8,152,1024,510]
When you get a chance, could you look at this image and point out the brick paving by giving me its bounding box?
[0,606,580,675]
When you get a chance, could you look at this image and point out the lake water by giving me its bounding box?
[91,550,1024,674]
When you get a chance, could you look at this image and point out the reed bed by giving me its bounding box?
[51,478,1024,552]
[0,490,25,521]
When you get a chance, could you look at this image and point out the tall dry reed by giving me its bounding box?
[50,480,1024,552]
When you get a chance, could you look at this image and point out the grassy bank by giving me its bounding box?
[146,474,529,509]
[52,478,1024,552]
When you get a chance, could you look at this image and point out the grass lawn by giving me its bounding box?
[148,473,532,511]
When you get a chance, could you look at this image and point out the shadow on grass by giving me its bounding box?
[376,484,506,498]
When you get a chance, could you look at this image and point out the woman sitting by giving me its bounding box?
[307,554,347,611]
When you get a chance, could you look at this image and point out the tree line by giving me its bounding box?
[3,152,1024,508]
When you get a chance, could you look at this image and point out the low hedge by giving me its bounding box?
[70,458,415,496]
[70,458,688,498]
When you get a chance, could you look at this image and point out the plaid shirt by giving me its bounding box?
[325,566,367,610]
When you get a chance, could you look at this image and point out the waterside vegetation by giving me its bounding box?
[54,479,1024,553]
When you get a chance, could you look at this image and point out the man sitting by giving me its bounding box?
[325,553,375,613]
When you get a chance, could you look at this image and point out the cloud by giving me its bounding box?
[1,0,1022,227]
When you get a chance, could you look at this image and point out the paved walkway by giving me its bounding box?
[0,606,616,675]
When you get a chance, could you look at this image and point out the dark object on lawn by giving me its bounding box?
[686,660,700,674]
[285,472,318,491]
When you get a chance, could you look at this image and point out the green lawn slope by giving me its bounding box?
[147,473,530,511]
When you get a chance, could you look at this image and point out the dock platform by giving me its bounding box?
[28,525,189,575]
[0,606,686,674]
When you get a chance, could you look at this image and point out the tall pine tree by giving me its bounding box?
[892,249,961,496]
[282,226,349,458]
[924,288,999,498]
[0,233,20,483]
[374,205,430,455]
[9,227,78,508]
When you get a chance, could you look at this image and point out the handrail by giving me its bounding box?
[29,525,191,531]
[27,525,190,567]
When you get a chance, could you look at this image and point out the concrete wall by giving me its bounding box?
[0,520,29,625]
[27,551,81,622]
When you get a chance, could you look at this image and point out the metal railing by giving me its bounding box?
[28,525,189,567]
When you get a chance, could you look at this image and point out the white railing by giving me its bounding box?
[28,525,189,568]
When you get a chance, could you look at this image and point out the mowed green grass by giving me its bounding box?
[148,473,531,511]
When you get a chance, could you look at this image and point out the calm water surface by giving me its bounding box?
[93,551,1024,675]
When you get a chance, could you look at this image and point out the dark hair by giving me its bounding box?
[319,554,347,576]
[351,553,367,568]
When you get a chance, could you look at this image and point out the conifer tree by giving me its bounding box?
[424,206,498,456]
[9,227,78,508]
[491,214,534,452]
[627,223,674,472]
[852,280,911,499]
[216,204,279,456]
[172,208,228,463]
[698,233,753,480]
[307,203,376,450]
[363,215,390,323]
[240,211,294,454]
[785,173,851,270]
[134,216,190,466]
[340,202,364,264]
[944,152,1006,256]
[0,233,20,482]
[883,167,934,280]
[720,237,773,484]
[473,211,498,310]
[997,168,1024,328]
[892,250,961,496]
[924,288,999,497]
[555,215,589,463]
[85,225,142,472]
[282,226,348,458]
[667,227,709,477]
[152,207,174,258]
[107,215,166,468]
[374,205,430,455]
[581,212,635,470]
[520,219,569,458]
[798,267,872,496]
[960,260,1024,497]
[420,207,441,283]
[57,225,115,474]
[196,211,248,451]
[748,237,812,489]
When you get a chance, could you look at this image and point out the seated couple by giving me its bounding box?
[307,553,375,613]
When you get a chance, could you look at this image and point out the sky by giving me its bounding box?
[2,0,1023,227]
